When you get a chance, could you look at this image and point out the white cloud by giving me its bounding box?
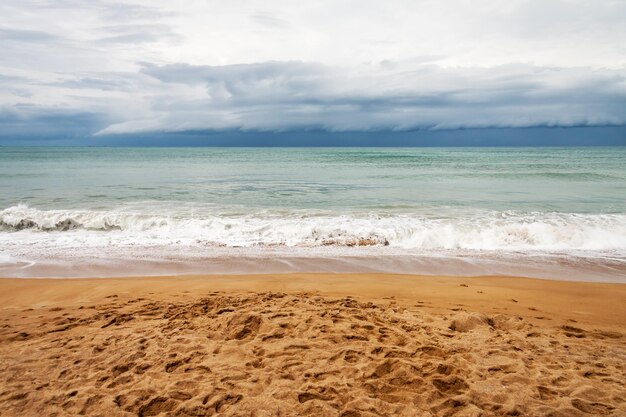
[0,0,625,136]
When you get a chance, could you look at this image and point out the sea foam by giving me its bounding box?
[2,204,625,253]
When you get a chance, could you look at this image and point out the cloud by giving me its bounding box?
[250,13,290,29]
[94,24,182,45]
[0,105,108,140]
[0,28,58,42]
[49,76,134,92]
[95,61,626,134]
[0,0,625,141]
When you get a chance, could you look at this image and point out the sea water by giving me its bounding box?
[1,147,625,280]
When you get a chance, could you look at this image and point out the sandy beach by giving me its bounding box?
[0,273,624,416]
[3,0,626,414]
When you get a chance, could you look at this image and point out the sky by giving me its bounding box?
[1,0,625,145]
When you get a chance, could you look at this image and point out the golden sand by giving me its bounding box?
[0,274,624,416]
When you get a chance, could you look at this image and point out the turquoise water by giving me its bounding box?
[0,147,625,279]
[1,147,625,213]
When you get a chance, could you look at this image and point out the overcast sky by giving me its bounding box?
[1,0,625,143]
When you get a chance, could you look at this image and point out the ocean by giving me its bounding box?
[1,147,625,281]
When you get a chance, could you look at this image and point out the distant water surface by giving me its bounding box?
[1,147,625,281]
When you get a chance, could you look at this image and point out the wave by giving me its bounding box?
[0,217,119,232]
[2,204,626,254]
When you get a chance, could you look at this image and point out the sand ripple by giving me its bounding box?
[0,291,624,416]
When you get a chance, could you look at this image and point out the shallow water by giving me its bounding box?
[1,147,625,280]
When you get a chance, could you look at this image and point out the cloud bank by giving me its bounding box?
[96,61,626,134]
[0,0,625,142]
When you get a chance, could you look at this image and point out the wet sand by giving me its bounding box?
[0,273,624,416]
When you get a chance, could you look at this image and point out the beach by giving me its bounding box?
[2,0,625,415]
[1,148,625,415]
[1,273,624,416]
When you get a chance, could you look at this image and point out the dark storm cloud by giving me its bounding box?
[95,61,626,134]
[0,105,108,142]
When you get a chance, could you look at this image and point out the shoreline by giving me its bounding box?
[2,251,625,283]
[2,273,625,327]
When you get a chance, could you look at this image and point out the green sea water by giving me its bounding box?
[0,147,625,280]
[1,147,625,213]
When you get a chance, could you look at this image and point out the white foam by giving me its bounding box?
[1,203,626,280]
[2,204,626,253]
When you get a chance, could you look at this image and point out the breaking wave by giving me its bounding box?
[2,204,626,253]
